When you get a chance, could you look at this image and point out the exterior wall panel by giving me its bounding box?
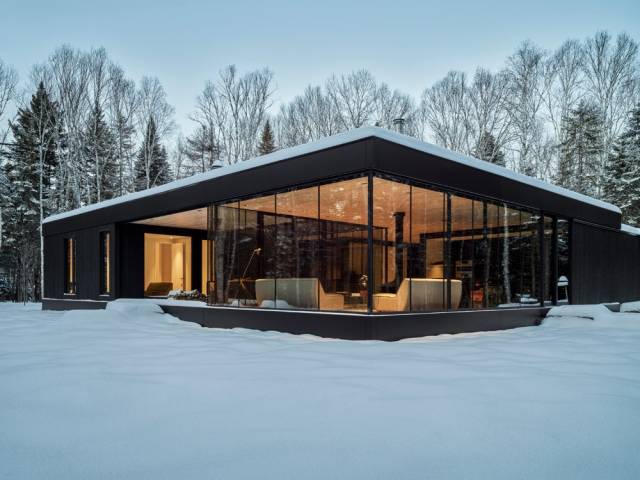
[572,221,640,304]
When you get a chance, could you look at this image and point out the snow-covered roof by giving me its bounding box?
[621,224,640,236]
[43,126,621,224]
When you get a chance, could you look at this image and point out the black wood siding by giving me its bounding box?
[572,221,640,304]
[43,224,115,300]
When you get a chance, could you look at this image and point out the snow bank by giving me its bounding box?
[60,299,174,324]
[545,304,615,321]
[2,302,640,480]
[621,300,640,313]
[106,298,165,316]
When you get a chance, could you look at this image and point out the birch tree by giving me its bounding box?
[420,71,472,153]
[504,41,548,177]
[135,76,175,188]
[0,59,19,254]
[107,64,139,195]
[583,31,639,196]
[192,65,274,164]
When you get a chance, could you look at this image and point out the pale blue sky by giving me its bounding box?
[2,0,639,135]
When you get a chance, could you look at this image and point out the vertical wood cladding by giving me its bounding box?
[43,224,115,300]
[572,221,640,304]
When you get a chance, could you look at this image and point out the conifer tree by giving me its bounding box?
[603,104,640,225]
[474,131,505,166]
[134,117,172,191]
[2,82,59,300]
[557,101,603,196]
[85,100,117,202]
[184,124,220,175]
[258,120,276,155]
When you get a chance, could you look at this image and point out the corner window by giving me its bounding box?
[64,238,77,294]
[99,231,111,295]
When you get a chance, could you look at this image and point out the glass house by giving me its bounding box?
[42,127,640,339]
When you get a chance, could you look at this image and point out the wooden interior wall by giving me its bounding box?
[117,223,205,299]
[572,221,640,304]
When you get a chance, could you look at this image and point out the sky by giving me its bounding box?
[1,0,639,137]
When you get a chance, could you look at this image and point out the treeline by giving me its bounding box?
[0,30,639,301]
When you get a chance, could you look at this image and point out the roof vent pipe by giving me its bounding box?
[392,118,405,134]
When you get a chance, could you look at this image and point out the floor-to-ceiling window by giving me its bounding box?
[318,177,369,311]
[209,176,368,311]
[205,172,563,312]
[408,185,447,312]
[372,177,410,312]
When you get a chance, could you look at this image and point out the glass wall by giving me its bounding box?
[318,177,369,310]
[408,185,447,311]
[205,172,569,312]
[209,176,368,311]
[372,177,410,311]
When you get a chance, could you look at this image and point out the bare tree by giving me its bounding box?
[504,41,548,176]
[420,71,472,153]
[583,31,639,195]
[135,76,175,188]
[544,40,585,142]
[326,69,379,129]
[275,85,342,147]
[0,59,19,143]
[0,59,19,253]
[467,68,511,158]
[42,45,91,210]
[108,64,139,195]
[192,65,274,164]
[373,83,417,133]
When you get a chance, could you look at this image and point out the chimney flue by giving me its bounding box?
[392,117,405,134]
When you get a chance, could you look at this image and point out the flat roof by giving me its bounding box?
[44,126,621,225]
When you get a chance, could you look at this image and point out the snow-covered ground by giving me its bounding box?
[1,301,640,479]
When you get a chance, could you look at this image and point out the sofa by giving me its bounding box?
[144,282,173,297]
[255,278,344,310]
[373,278,462,312]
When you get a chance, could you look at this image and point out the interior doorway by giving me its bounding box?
[144,233,192,295]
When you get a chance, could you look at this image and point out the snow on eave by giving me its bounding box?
[621,224,640,236]
[43,126,621,224]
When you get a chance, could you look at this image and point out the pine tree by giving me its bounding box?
[1,82,59,301]
[258,120,276,155]
[85,100,117,202]
[557,101,603,196]
[134,117,172,191]
[474,131,505,166]
[603,104,640,225]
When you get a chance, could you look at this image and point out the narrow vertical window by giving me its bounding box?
[64,238,77,294]
[100,232,111,295]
